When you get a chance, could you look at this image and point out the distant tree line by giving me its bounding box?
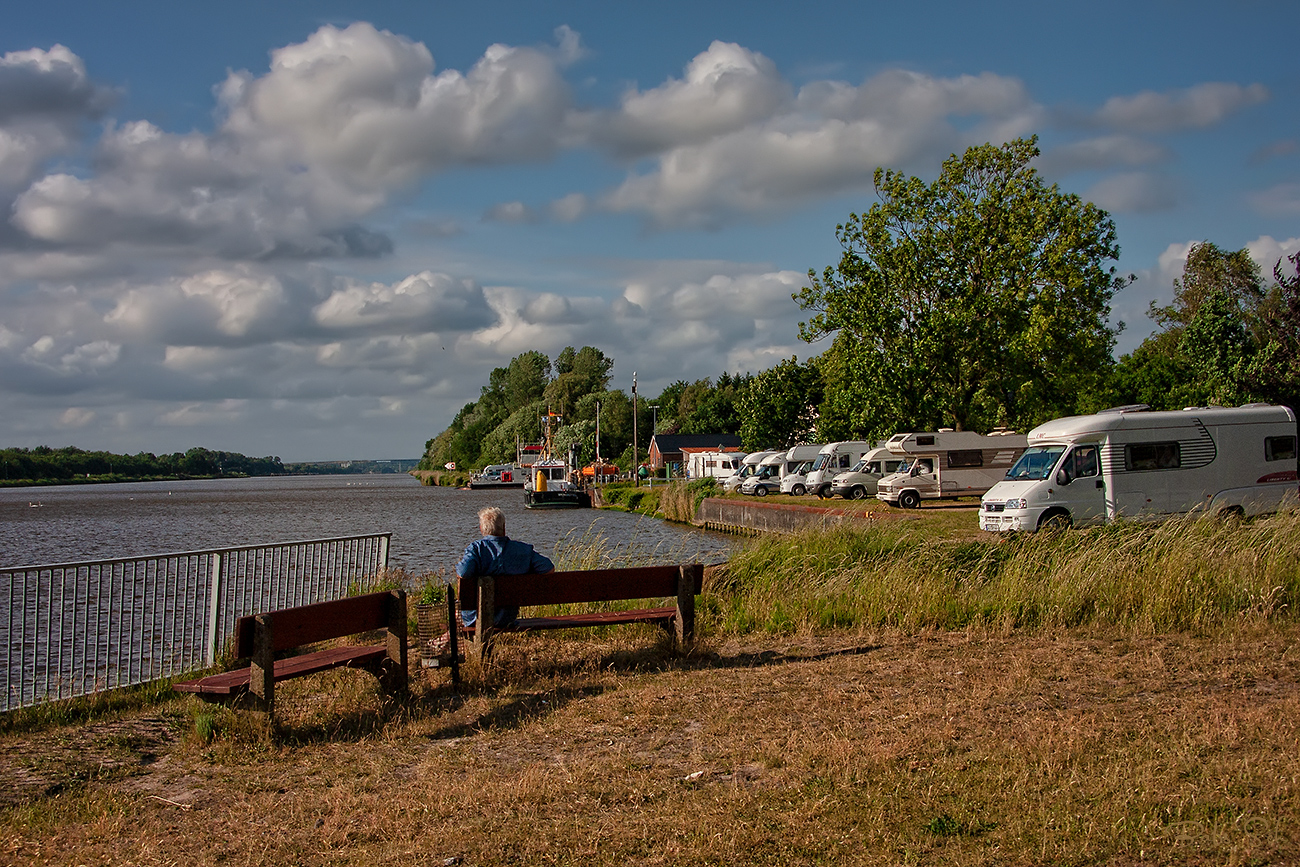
[423,138,1299,471]
[1,446,285,485]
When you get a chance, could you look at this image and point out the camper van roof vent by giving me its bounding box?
[1099,404,1150,414]
[938,427,954,432]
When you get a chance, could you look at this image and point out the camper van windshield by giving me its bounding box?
[1006,445,1067,481]
[810,454,829,471]
[850,458,868,473]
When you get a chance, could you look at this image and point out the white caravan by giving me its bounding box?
[980,405,1299,532]
[744,444,824,496]
[722,450,779,493]
[688,451,746,480]
[877,430,1028,508]
[804,441,875,498]
[829,446,907,500]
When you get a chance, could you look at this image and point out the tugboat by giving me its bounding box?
[523,412,592,509]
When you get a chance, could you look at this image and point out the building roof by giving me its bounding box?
[649,434,743,454]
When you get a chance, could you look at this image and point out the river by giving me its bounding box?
[0,473,733,571]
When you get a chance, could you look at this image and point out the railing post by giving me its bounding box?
[206,551,224,667]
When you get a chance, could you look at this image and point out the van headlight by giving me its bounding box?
[1005,498,1027,510]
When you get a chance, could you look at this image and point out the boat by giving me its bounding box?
[467,463,524,489]
[523,412,592,509]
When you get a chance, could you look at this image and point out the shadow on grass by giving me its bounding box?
[423,684,610,741]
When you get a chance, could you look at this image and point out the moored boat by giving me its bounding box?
[523,412,592,509]
[467,464,524,489]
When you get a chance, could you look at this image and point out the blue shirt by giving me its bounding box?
[456,535,554,627]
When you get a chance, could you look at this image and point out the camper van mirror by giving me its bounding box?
[1056,467,1071,486]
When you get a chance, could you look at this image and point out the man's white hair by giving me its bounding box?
[478,506,506,537]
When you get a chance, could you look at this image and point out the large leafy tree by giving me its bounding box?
[1247,252,1300,411]
[796,137,1127,437]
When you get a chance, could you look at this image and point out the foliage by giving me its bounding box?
[796,136,1127,439]
[737,356,823,449]
[1108,243,1296,411]
[0,445,284,485]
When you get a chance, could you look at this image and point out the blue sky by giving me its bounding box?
[1,1,1296,460]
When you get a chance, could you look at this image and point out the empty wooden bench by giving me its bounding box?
[458,564,704,661]
[175,589,408,714]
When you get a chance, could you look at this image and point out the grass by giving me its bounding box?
[713,509,1300,635]
[4,509,1300,863]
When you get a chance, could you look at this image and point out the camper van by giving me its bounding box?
[979,404,1299,532]
[743,444,824,496]
[876,430,1028,508]
[804,441,875,498]
[780,460,815,495]
[722,450,779,493]
[829,446,907,500]
[688,451,746,480]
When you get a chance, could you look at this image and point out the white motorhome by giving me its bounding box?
[722,450,779,493]
[687,451,746,480]
[877,430,1028,508]
[804,441,875,498]
[829,446,907,500]
[744,444,824,496]
[980,405,1299,532]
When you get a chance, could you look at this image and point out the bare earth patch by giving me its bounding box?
[2,626,1298,865]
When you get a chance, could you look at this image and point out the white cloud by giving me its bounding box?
[312,271,493,332]
[1248,182,1300,217]
[1084,171,1179,213]
[1093,82,1268,133]
[58,407,95,428]
[1036,135,1170,176]
[592,67,1040,228]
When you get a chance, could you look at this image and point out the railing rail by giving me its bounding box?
[1,533,391,713]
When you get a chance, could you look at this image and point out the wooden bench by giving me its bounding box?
[457,564,703,661]
[175,589,408,714]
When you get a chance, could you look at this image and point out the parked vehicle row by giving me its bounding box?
[710,403,1298,534]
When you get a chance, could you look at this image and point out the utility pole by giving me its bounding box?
[648,404,659,487]
[632,371,638,487]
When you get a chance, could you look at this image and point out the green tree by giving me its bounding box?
[796,136,1127,438]
[738,357,823,449]
[1246,251,1300,411]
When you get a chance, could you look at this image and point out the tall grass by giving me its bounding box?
[712,510,1300,635]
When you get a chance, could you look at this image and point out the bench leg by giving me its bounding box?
[381,589,409,695]
[474,575,496,665]
[249,613,274,715]
[675,564,700,646]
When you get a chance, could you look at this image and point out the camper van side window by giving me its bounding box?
[1266,436,1296,461]
[1125,442,1181,471]
[947,449,983,468]
[917,435,935,446]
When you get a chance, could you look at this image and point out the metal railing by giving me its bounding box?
[1,533,390,713]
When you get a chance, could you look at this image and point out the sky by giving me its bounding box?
[1,0,1297,461]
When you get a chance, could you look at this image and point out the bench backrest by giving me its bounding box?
[459,564,703,607]
[235,590,399,657]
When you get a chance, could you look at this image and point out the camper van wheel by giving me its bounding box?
[1217,505,1245,522]
[1037,510,1072,532]
[792,484,806,496]
[898,490,921,510]
[850,485,868,500]
[755,484,768,497]
[816,487,830,499]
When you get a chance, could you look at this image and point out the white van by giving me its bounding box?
[745,444,824,496]
[980,404,1299,532]
[722,450,779,493]
[780,459,816,496]
[688,451,746,480]
[804,441,875,498]
[877,430,1027,508]
[829,446,907,500]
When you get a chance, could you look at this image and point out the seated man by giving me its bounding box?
[455,505,555,631]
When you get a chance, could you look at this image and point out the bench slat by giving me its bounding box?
[463,565,698,608]
[176,644,388,696]
[506,606,676,631]
[235,591,395,657]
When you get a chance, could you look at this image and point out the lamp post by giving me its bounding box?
[631,372,638,487]
[648,404,659,486]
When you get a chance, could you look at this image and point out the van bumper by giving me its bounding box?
[979,510,1037,532]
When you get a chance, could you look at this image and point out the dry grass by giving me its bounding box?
[4,511,1300,864]
[1,625,1297,865]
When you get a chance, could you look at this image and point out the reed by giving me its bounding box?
[712,510,1300,635]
